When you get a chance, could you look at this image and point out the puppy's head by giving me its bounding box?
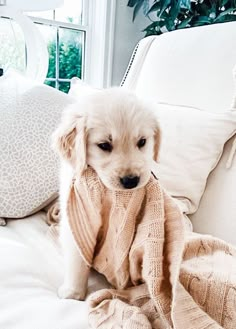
[53,88,160,190]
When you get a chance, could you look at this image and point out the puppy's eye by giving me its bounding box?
[137,138,146,148]
[97,142,112,152]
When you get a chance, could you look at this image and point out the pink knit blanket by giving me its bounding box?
[64,168,236,328]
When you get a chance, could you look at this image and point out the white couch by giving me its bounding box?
[1,21,236,329]
[122,21,236,245]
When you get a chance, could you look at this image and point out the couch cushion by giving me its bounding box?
[0,212,109,329]
[189,64,236,245]
[152,103,236,214]
[122,22,236,113]
[189,136,236,246]
[0,71,73,218]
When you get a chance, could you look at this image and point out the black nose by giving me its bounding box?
[120,175,140,189]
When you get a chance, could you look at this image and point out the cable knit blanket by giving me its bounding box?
[64,167,236,329]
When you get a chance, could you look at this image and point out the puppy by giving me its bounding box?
[53,87,160,300]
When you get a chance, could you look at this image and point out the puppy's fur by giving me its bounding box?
[53,88,160,300]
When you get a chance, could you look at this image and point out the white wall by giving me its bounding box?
[111,0,149,86]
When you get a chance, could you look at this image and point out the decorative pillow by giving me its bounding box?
[189,135,236,245]
[151,103,236,214]
[0,71,73,218]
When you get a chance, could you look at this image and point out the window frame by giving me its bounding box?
[29,0,116,88]
[28,14,87,90]
[85,0,116,88]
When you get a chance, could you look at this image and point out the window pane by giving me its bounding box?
[58,81,70,93]
[0,17,26,73]
[45,80,56,88]
[59,28,83,79]
[55,0,83,25]
[36,24,57,79]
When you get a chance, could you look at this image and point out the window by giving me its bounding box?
[27,0,85,93]
[0,0,116,89]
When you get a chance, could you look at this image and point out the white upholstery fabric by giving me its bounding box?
[0,71,73,218]
[123,22,236,113]
[152,103,236,214]
[190,136,236,245]
[122,22,236,246]
[190,64,236,245]
[0,212,109,329]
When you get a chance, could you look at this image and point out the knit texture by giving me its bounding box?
[67,167,236,329]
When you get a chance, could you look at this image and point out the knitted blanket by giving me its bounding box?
[66,167,236,329]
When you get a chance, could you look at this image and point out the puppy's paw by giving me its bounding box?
[58,284,87,301]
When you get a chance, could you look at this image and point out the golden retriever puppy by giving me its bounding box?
[53,87,160,300]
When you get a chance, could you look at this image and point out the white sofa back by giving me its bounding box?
[122,21,236,113]
[122,22,236,246]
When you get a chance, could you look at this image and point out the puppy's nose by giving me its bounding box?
[120,175,140,189]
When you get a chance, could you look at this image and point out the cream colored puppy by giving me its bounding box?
[53,87,160,300]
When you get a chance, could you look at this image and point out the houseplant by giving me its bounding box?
[127,0,236,36]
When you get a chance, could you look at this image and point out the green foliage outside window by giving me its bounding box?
[128,0,236,36]
[45,39,82,93]
[59,42,82,82]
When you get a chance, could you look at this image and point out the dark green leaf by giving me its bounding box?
[147,1,161,15]
[133,1,144,20]
[169,0,182,22]
[142,19,166,36]
[214,13,236,23]
[142,20,160,31]
[127,0,141,8]
[215,7,236,20]
[180,0,191,10]
[159,0,171,16]
[189,16,211,27]
[177,16,193,28]
[195,2,211,16]
[222,0,229,7]
[193,15,211,24]
[166,18,176,31]
[143,0,153,15]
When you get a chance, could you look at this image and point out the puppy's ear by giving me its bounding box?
[52,122,76,162]
[52,105,87,175]
[153,124,161,162]
[74,118,87,176]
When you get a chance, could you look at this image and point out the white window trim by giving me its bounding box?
[30,0,117,88]
[85,0,116,88]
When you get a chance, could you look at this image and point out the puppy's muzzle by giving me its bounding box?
[120,175,140,189]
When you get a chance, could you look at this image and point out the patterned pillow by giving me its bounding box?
[0,71,73,218]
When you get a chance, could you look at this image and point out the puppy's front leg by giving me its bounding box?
[58,218,90,300]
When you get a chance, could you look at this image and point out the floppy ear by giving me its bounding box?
[74,118,87,176]
[153,124,161,162]
[52,105,87,175]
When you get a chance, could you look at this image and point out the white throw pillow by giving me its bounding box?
[189,135,236,246]
[0,71,73,218]
[152,103,236,214]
